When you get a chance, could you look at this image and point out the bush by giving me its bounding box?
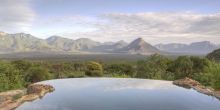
[209,63,220,90]
[169,56,193,79]
[25,66,51,83]
[11,60,32,72]
[1,55,220,92]
[189,57,212,85]
[66,71,85,78]
[0,61,24,92]
[190,57,211,73]
[105,63,135,77]
[136,54,171,79]
[85,61,103,77]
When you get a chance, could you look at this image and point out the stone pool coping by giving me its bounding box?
[173,77,220,100]
[0,84,54,110]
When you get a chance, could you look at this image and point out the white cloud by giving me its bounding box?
[0,0,35,32]
[63,12,220,44]
[0,2,219,45]
[30,15,99,38]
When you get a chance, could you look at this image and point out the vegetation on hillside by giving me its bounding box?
[207,49,220,62]
[0,54,220,92]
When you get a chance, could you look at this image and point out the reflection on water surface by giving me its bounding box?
[16,78,220,110]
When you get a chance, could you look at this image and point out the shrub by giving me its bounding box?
[105,63,135,77]
[25,66,51,83]
[11,60,32,72]
[0,61,23,92]
[209,63,220,90]
[67,71,85,78]
[169,56,193,79]
[136,54,171,79]
[85,61,103,77]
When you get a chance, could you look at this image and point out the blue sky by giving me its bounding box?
[31,0,220,15]
[0,0,220,44]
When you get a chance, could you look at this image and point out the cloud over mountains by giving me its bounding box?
[0,0,35,32]
[59,12,220,44]
[0,0,219,44]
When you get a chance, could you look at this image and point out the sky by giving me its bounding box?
[0,0,220,44]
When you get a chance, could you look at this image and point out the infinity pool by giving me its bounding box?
[16,78,220,110]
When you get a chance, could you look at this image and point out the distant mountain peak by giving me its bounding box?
[117,37,160,55]
[129,37,148,46]
[137,37,144,40]
[135,37,145,42]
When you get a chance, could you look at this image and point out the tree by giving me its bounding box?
[51,64,65,78]
[105,63,135,77]
[0,61,23,92]
[136,54,171,79]
[11,60,32,72]
[25,66,51,83]
[169,56,193,79]
[85,61,103,76]
[73,62,85,71]
[189,57,212,84]
[209,63,220,90]
[190,57,211,73]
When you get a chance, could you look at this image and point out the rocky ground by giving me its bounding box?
[0,84,54,110]
[173,77,220,100]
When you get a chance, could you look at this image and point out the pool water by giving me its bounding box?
[16,78,220,110]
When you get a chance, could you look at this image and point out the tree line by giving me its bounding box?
[0,54,220,92]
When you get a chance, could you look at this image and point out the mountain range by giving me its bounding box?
[0,32,159,55]
[155,41,220,55]
[0,32,219,55]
